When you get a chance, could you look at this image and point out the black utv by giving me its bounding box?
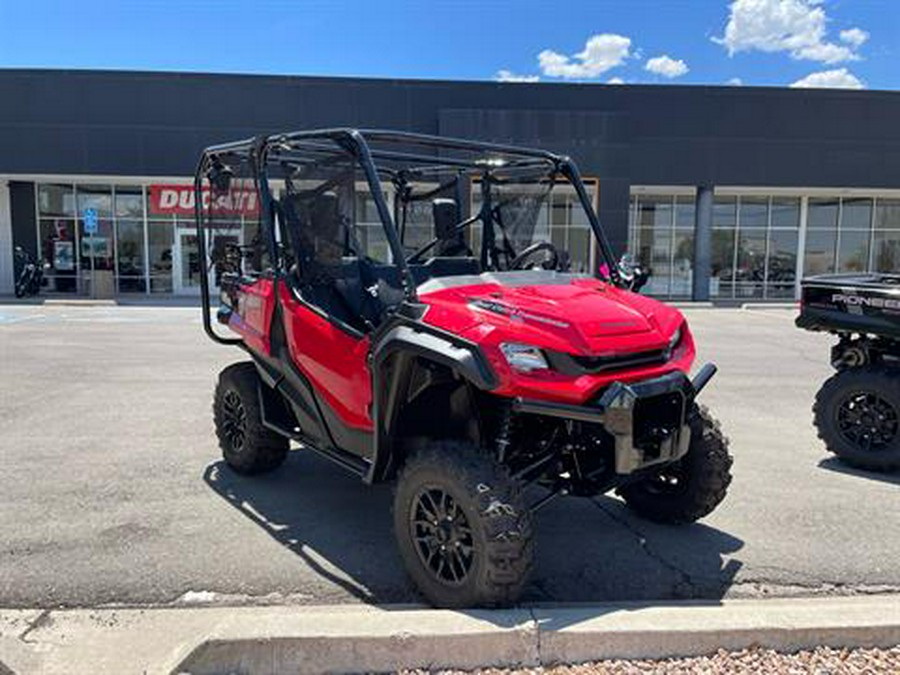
[797,272,900,471]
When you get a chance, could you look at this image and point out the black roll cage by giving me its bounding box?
[193,128,622,345]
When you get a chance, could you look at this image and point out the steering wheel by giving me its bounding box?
[510,241,560,271]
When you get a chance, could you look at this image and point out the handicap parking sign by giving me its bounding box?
[83,208,98,234]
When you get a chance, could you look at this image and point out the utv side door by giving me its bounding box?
[277,282,374,457]
[274,186,378,459]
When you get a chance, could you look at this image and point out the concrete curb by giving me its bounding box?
[741,302,798,310]
[1,595,898,675]
[669,301,715,308]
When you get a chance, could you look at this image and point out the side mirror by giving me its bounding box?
[617,253,649,292]
[207,157,233,195]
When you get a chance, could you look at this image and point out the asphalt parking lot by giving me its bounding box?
[0,303,898,609]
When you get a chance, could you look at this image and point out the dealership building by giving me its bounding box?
[0,68,898,301]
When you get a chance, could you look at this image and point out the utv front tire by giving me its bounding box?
[619,405,732,524]
[393,442,533,608]
[814,366,900,472]
[213,362,288,475]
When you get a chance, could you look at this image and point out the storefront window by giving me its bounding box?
[804,229,836,276]
[148,220,174,294]
[38,217,78,292]
[633,224,672,296]
[630,193,693,297]
[630,189,899,300]
[804,198,839,278]
[873,199,900,273]
[710,197,737,298]
[873,230,900,272]
[875,199,900,229]
[735,228,766,298]
[116,219,146,292]
[38,184,75,217]
[115,187,144,219]
[767,228,798,297]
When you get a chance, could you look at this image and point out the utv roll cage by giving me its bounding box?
[193,128,622,345]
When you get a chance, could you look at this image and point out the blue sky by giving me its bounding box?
[0,1,897,90]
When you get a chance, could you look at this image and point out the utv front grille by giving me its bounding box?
[545,348,668,376]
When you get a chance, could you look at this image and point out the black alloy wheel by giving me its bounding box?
[213,362,289,474]
[815,366,900,472]
[409,487,475,586]
[221,390,248,454]
[393,441,533,608]
[835,391,899,451]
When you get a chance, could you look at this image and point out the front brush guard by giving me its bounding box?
[512,364,716,475]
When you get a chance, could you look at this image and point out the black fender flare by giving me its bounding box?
[366,322,497,482]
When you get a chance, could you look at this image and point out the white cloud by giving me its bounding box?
[726,77,744,86]
[790,67,865,89]
[538,34,631,79]
[494,69,539,83]
[840,27,869,48]
[607,77,625,85]
[645,55,689,78]
[715,0,864,64]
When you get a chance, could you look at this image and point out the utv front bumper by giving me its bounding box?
[512,364,716,475]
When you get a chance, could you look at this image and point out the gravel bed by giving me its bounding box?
[404,645,900,674]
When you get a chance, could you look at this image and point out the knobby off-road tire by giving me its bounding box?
[393,442,533,608]
[213,362,289,475]
[814,366,900,472]
[619,404,732,525]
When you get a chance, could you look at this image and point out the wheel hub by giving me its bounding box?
[222,390,247,453]
[409,487,474,586]
[837,391,898,451]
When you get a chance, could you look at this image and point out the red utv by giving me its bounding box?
[194,129,732,608]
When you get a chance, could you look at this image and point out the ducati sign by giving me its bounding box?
[148,184,259,217]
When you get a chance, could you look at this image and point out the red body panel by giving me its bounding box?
[228,278,276,357]
[227,273,692,434]
[278,286,374,432]
[419,276,693,405]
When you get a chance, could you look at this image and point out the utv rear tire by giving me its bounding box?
[393,442,533,608]
[213,362,288,475]
[619,405,732,525]
[814,366,900,472]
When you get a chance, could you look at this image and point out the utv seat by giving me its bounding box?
[399,198,481,284]
[283,191,392,332]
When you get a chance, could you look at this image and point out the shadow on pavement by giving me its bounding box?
[204,449,744,606]
[818,456,900,486]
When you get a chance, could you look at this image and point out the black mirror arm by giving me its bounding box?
[406,213,481,264]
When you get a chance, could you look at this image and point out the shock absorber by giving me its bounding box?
[832,336,869,369]
[495,402,515,464]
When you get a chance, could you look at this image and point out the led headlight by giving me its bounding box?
[500,342,549,373]
[669,326,682,350]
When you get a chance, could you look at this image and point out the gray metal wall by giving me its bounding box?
[2,69,900,254]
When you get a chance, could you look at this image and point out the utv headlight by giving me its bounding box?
[500,342,549,373]
[665,325,684,358]
[669,326,682,350]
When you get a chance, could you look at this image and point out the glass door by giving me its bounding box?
[173,228,202,295]
[173,226,242,296]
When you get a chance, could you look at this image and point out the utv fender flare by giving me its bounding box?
[367,323,498,483]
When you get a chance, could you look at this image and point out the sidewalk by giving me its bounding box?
[1,595,898,675]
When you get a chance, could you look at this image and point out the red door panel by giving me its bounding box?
[278,285,374,433]
[228,278,276,357]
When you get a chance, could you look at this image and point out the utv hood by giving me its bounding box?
[417,271,684,355]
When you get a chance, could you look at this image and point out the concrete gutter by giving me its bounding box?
[0,595,898,675]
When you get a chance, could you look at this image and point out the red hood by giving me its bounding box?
[417,271,684,356]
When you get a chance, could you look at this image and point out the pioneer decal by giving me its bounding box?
[832,293,900,311]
